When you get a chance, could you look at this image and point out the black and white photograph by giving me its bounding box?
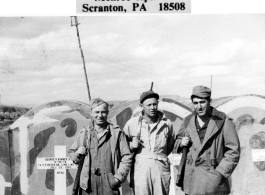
[0,3,265,195]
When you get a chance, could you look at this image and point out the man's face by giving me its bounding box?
[192,97,211,117]
[91,103,108,125]
[141,98,159,118]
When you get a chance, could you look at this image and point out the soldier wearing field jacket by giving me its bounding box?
[69,98,132,195]
[175,86,240,195]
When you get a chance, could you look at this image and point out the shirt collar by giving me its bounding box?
[195,115,210,130]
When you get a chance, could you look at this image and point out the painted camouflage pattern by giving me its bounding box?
[0,97,193,195]
[213,95,265,195]
[1,95,265,195]
[0,100,91,195]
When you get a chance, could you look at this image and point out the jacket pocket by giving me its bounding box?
[206,168,226,194]
[190,166,225,195]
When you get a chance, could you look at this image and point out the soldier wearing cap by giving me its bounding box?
[69,98,132,195]
[175,86,240,195]
[123,90,177,195]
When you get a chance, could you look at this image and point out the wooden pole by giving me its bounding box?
[72,16,91,100]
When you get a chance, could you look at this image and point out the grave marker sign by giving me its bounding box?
[37,145,78,195]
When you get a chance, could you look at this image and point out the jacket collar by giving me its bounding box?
[87,118,121,158]
[186,115,201,150]
[186,107,226,150]
[201,107,226,147]
[140,110,168,135]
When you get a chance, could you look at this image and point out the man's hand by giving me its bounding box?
[76,146,86,155]
[181,136,191,147]
[131,137,140,150]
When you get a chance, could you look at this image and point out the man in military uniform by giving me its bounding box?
[176,86,240,195]
[124,90,177,195]
[69,98,132,195]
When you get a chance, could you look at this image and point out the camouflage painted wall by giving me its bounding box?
[1,95,265,195]
[215,95,265,195]
[2,100,91,195]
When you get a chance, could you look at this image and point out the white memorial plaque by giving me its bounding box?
[37,157,77,169]
[252,149,265,162]
[37,145,78,195]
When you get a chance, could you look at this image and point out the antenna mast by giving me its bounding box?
[150,82,154,91]
[71,16,91,100]
[210,75,213,94]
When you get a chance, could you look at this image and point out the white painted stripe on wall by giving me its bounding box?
[18,116,29,194]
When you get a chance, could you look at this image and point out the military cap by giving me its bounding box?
[140,90,159,103]
[191,85,211,99]
[89,98,108,110]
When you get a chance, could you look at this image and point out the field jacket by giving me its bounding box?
[175,107,240,195]
[68,120,132,191]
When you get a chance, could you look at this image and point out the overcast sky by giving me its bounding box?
[0,15,265,107]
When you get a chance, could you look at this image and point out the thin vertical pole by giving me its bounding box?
[210,75,213,94]
[150,82,153,91]
[72,16,91,100]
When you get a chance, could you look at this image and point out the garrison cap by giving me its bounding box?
[191,85,211,99]
[140,90,159,103]
[89,98,108,110]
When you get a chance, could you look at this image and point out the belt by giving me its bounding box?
[136,153,168,162]
[91,167,112,176]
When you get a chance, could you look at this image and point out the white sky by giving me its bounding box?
[0,15,265,107]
